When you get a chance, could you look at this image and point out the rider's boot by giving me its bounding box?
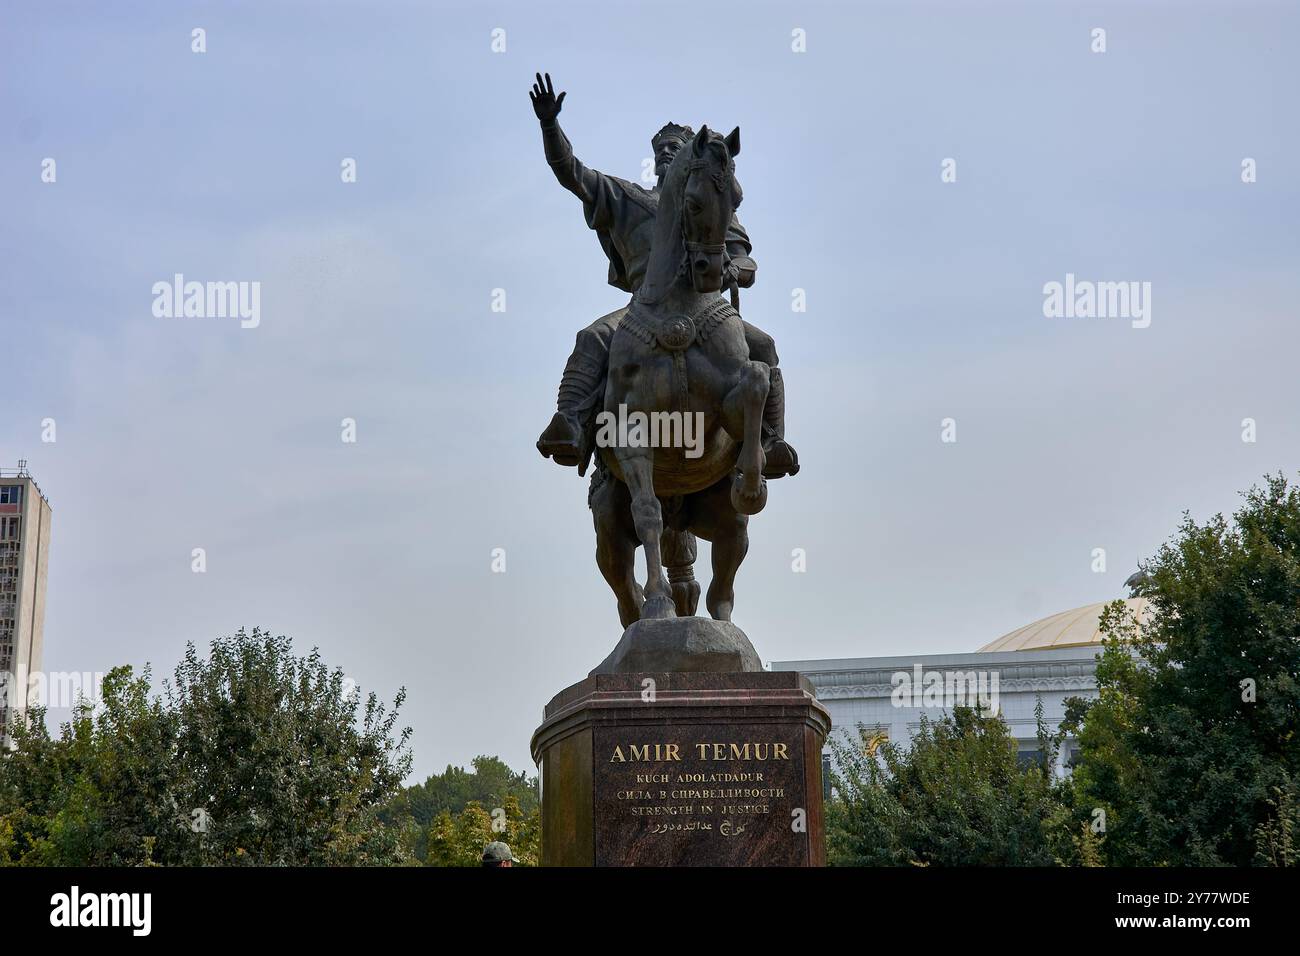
[537,411,583,468]
[537,355,602,472]
[760,367,800,479]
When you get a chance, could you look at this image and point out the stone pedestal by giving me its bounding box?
[590,617,763,675]
[530,671,831,867]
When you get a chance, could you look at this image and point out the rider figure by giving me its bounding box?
[530,73,798,480]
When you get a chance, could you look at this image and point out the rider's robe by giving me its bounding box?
[542,120,752,294]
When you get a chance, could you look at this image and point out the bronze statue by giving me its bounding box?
[530,72,798,629]
[531,74,796,480]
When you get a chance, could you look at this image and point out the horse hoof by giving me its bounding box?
[731,475,768,515]
[642,594,677,620]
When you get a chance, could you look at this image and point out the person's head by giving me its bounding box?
[481,841,514,867]
[652,122,694,182]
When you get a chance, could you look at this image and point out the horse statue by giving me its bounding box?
[589,125,773,630]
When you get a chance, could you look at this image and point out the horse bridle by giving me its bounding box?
[680,154,732,259]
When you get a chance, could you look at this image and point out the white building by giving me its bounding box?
[772,598,1149,777]
[0,462,52,735]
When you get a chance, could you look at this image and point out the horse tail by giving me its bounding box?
[661,527,701,617]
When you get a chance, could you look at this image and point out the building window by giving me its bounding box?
[1016,747,1047,770]
[0,486,19,505]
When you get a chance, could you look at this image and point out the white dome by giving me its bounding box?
[978,598,1151,653]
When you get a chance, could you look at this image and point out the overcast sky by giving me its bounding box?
[2,0,1297,779]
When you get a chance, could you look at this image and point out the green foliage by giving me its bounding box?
[0,627,412,866]
[424,794,540,867]
[426,804,494,867]
[1064,474,1300,866]
[385,755,538,863]
[826,706,1068,866]
[1253,774,1299,866]
[829,472,1300,867]
[0,667,180,866]
[1056,604,1152,866]
[390,754,537,821]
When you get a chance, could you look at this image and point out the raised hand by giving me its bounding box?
[529,72,566,123]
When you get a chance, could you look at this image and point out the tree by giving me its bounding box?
[385,755,538,862]
[425,803,495,867]
[0,666,179,866]
[164,629,413,865]
[390,755,538,821]
[423,795,540,867]
[826,706,1067,866]
[1064,474,1300,866]
[0,627,413,866]
[1056,603,1153,866]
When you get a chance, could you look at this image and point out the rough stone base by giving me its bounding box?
[530,671,831,867]
[589,617,763,676]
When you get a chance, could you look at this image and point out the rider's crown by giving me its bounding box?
[652,122,695,151]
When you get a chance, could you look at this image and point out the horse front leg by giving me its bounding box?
[614,447,676,620]
[723,360,770,516]
[689,476,750,622]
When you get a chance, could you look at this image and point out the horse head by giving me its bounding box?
[679,125,742,293]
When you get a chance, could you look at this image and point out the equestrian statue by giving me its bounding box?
[530,72,799,639]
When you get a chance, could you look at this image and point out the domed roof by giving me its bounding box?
[977,598,1151,653]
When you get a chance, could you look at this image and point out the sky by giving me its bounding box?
[2,0,1297,780]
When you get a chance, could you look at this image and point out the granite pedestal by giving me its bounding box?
[530,670,831,866]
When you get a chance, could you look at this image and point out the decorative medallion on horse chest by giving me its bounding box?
[658,314,697,351]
